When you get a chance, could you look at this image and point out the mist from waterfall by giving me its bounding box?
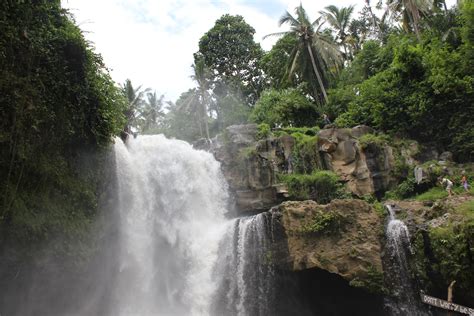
[110,135,229,316]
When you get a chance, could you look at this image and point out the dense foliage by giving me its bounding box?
[159,1,474,162]
[250,88,318,128]
[0,0,125,249]
[279,171,346,203]
[413,199,474,305]
[329,3,474,160]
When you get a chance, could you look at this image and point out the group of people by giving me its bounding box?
[440,171,470,197]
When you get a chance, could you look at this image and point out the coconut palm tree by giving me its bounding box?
[140,91,165,133]
[384,0,433,40]
[191,59,213,139]
[265,4,342,104]
[121,79,149,134]
[175,60,213,139]
[320,5,355,60]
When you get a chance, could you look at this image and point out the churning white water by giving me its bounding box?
[111,135,229,316]
[384,204,431,316]
[212,213,276,316]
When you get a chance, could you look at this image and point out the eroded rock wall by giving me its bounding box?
[207,124,405,212]
[318,126,396,196]
[269,199,385,291]
[210,124,286,212]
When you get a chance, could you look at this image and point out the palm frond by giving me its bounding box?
[263,31,290,40]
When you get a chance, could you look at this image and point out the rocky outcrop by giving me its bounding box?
[318,126,396,196]
[206,124,451,211]
[386,195,474,306]
[270,199,384,289]
[210,124,287,212]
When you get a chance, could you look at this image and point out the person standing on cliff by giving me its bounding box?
[441,178,454,197]
[322,113,331,125]
[461,171,470,192]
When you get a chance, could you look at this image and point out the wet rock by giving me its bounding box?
[270,199,384,285]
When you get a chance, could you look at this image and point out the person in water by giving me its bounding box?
[441,178,454,197]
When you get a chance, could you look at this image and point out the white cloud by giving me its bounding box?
[62,0,457,101]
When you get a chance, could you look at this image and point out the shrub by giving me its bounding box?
[358,133,390,150]
[279,171,344,204]
[302,211,347,234]
[251,88,318,128]
[256,123,271,140]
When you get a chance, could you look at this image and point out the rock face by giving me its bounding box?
[386,195,474,306]
[270,199,384,287]
[207,124,446,211]
[210,124,286,212]
[209,124,401,211]
[318,126,396,196]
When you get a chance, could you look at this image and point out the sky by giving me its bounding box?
[61,0,454,102]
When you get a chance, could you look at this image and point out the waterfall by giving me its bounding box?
[384,204,430,316]
[111,135,229,316]
[212,212,276,316]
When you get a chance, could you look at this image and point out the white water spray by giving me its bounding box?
[111,135,228,316]
[384,204,431,316]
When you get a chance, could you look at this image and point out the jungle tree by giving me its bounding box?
[265,4,343,104]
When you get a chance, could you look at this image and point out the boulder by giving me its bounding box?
[210,124,287,213]
[318,126,396,196]
[439,151,453,162]
[270,199,384,285]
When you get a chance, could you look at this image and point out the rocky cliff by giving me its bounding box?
[208,124,288,212]
[318,126,396,196]
[206,124,415,212]
[269,199,385,293]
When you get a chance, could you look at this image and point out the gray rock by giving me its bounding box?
[439,151,453,162]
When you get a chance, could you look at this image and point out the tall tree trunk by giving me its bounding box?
[306,43,329,104]
[201,91,210,139]
[407,7,422,41]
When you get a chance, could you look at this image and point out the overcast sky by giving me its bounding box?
[61,0,454,102]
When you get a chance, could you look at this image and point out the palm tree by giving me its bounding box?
[175,60,213,139]
[190,59,212,139]
[140,91,165,133]
[384,0,433,40]
[121,79,149,134]
[265,4,342,104]
[320,5,355,60]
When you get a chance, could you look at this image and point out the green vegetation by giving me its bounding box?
[279,171,345,203]
[301,211,347,234]
[385,177,418,200]
[150,1,474,163]
[358,133,390,150]
[349,266,387,294]
[332,10,474,160]
[251,88,318,128]
[413,201,474,304]
[256,123,272,140]
[0,0,125,256]
[264,4,342,104]
[414,187,458,201]
[289,133,321,174]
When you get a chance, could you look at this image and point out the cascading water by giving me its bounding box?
[110,135,229,316]
[212,212,276,316]
[384,204,431,316]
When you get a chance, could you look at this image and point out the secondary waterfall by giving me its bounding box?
[212,212,276,316]
[111,135,229,316]
[384,204,431,316]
